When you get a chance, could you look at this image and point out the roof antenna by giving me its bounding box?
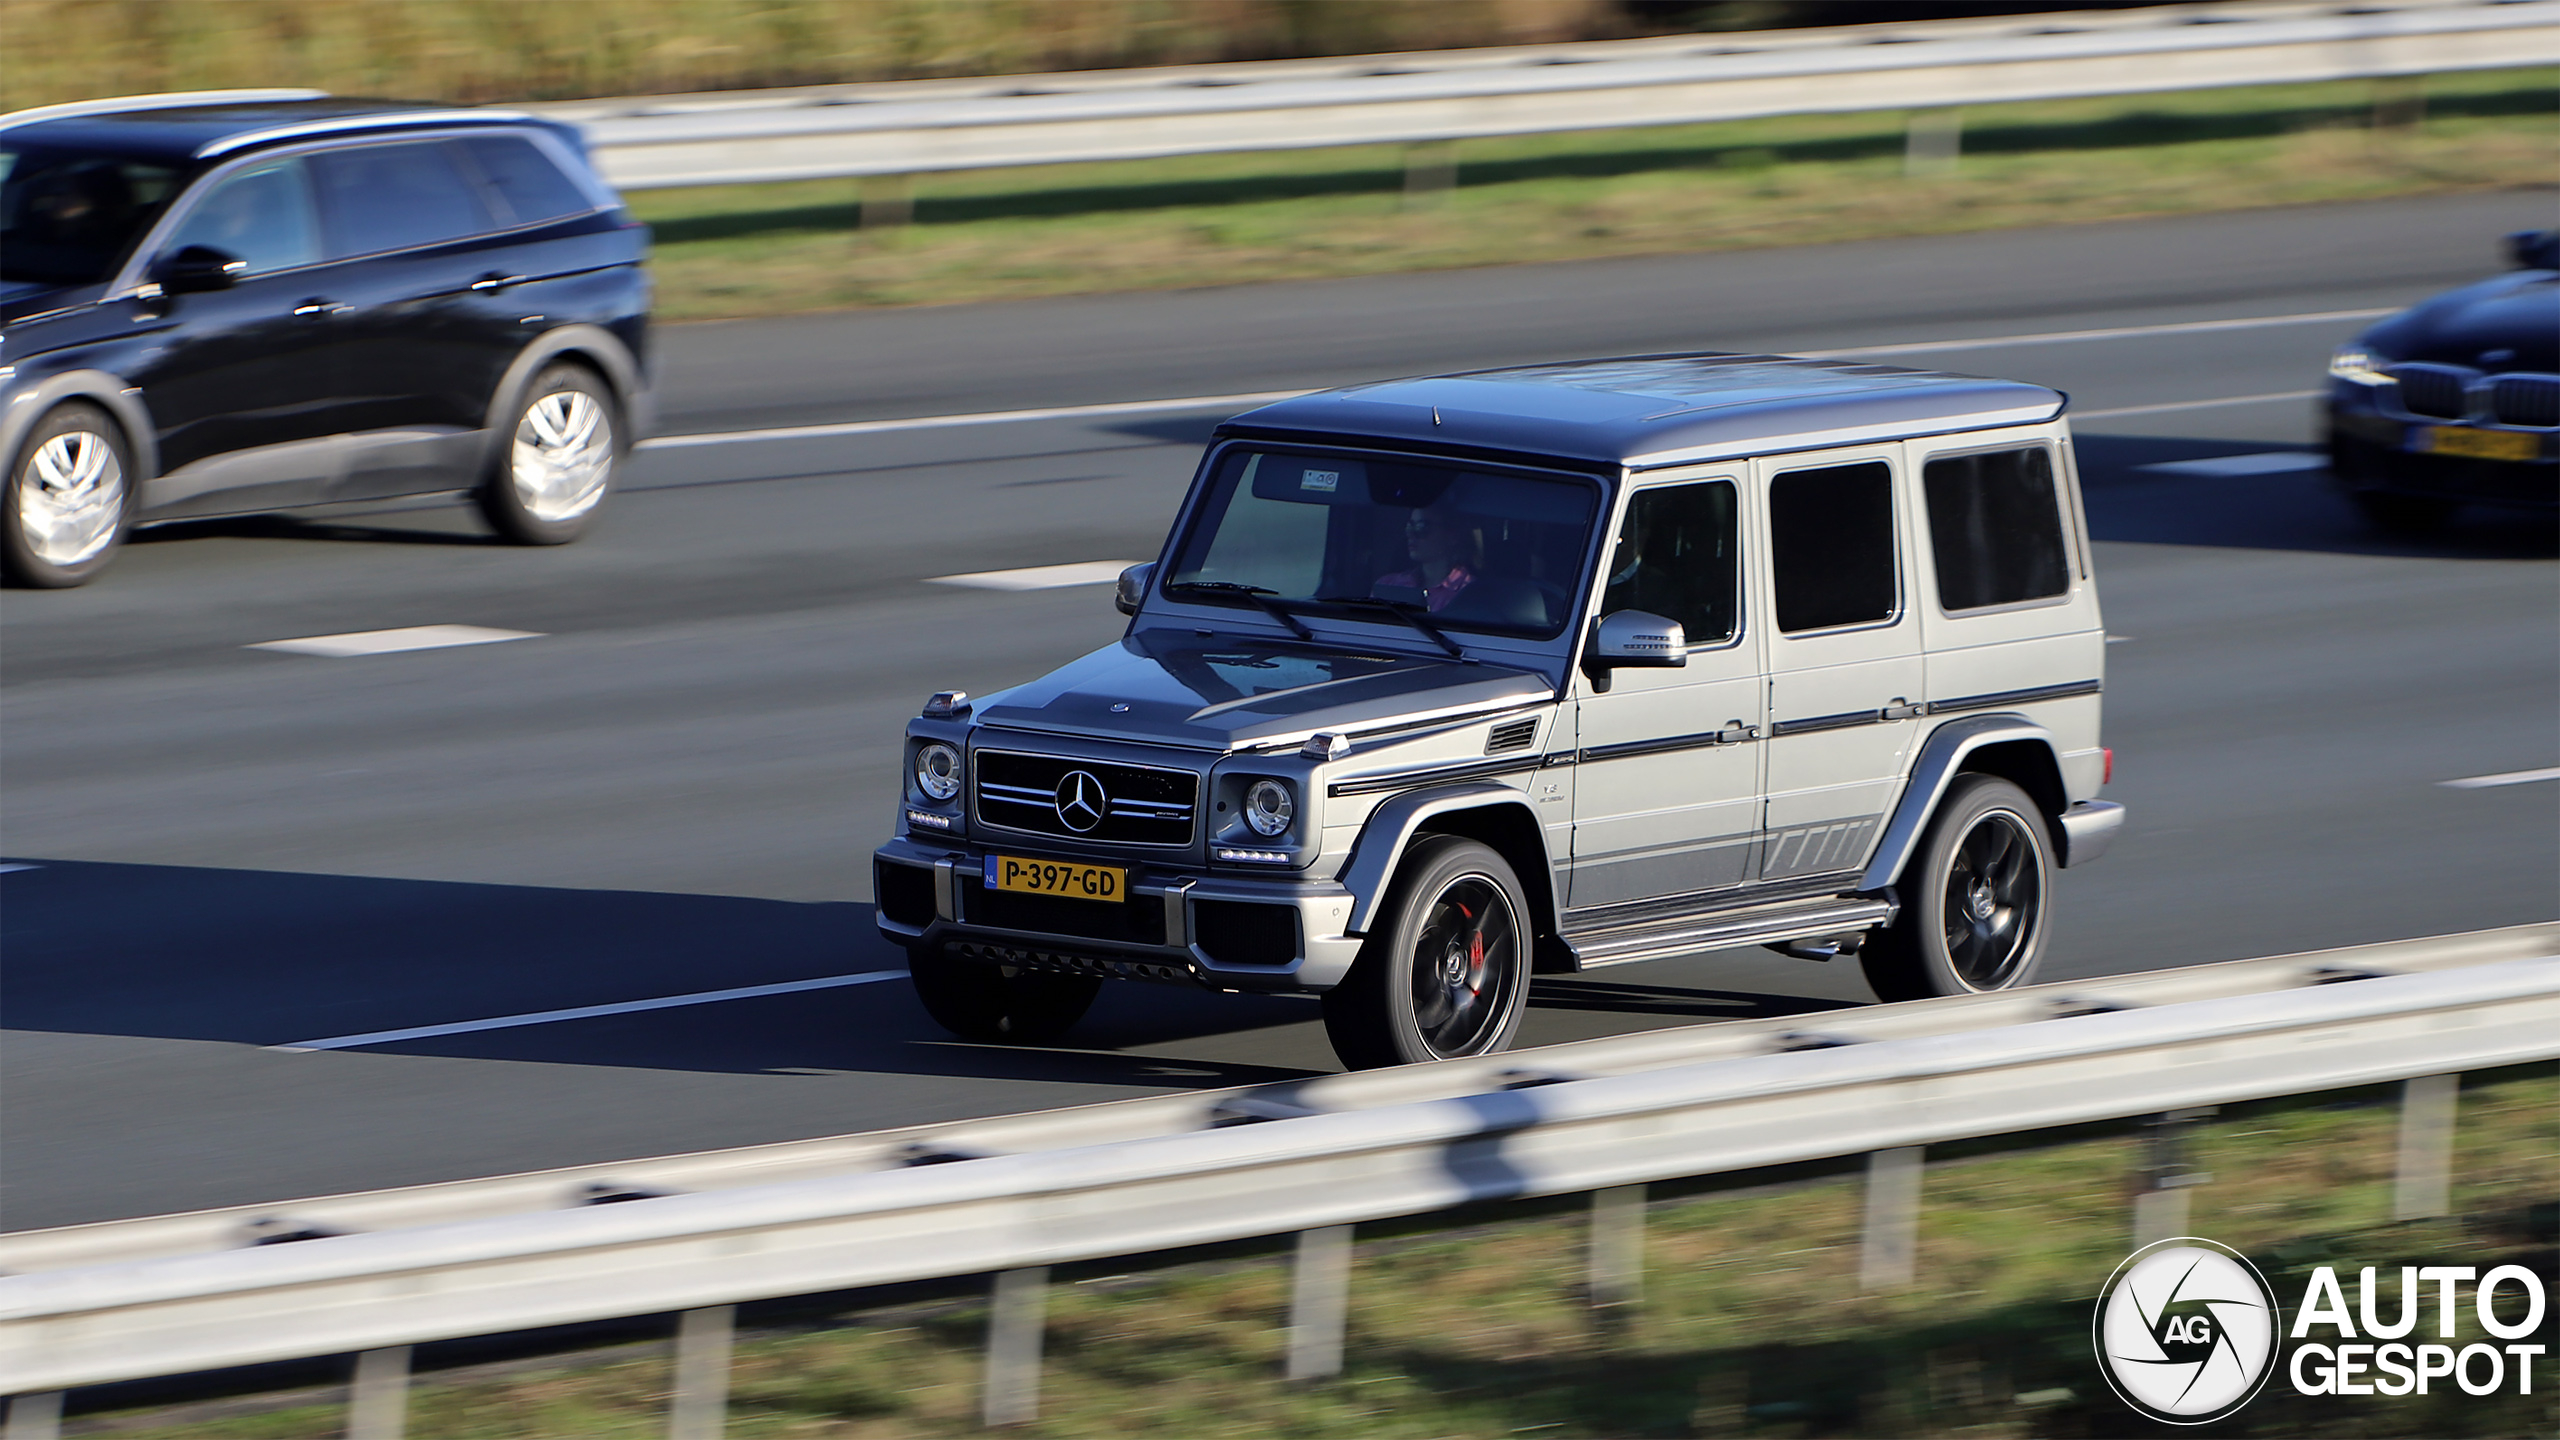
[1431,405,1442,426]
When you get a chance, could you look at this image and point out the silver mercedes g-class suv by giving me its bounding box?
[875,353,2124,1069]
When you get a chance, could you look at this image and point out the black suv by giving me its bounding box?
[0,89,651,587]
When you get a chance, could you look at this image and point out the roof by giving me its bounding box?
[0,94,547,165]
[1221,353,2067,470]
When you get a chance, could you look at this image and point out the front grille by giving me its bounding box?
[961,875,1167,945]
[2391,365,2474,420]
[946,941,1196,984]
[974,750,1199,845]
[2488,374,2560,429]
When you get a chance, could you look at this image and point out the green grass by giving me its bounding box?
[627,68,2560,321]
[80,1067,2559,1439]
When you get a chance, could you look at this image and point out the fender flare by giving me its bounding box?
[1,370,163,483]
[1339,781,1554,935]
[475,325,650,478]
[1858,714,2063,893]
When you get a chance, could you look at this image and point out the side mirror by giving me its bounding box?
[161,244,246,294]
[1114,561,1155,617]
[1586,610,1687,682]
[2504,230,2558,271]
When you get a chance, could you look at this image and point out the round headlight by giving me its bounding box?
[1243,778,1294,837]
[914,742,962,801]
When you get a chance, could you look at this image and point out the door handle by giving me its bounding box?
[1880,699,1926,721]
[470,273,529,293]
[1716,720,1758,744]
[291,298,352,318]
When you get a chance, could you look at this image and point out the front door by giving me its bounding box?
[1567,475,1766,911]
[1754,448,1926,883]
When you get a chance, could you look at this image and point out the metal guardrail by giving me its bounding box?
[2,924,2554,1422]
[534,0,2560,190]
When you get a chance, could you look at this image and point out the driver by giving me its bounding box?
[1375,498,1480,613]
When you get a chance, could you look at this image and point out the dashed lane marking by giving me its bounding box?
[638,390,1309,451]
[928,561,1140,590]
[2135,451,2328,477]
[249,625,542,659]
[2440,767,2560,791]
[2075,390,2320,420]
[268,970,913,1052]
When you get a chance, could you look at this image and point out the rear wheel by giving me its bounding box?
[1861,775,2052,1002]
[4,402,133,588]
[905,945,1100,1044]
[1323,836,1532,1069]
[477,363,617,544]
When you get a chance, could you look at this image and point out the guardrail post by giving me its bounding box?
[861,173,914,231]
[1904,108,1962,177]
[1402,141,1458,207]
[984,1267,1048,1426]
[2373,74,2427,132]
[348,1346,409,1440]
[1287,1224,1353,1381]
[2393,1073,2460,1221]
[1860,1147,1922,1290]
[2133,1107,2215,1246]
[1588,1184,1645,1311]
[3,1392,62,1440]
[669,1305,733,1440]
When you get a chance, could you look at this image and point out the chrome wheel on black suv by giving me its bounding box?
[1324,836,1532,1068]
[1861,775,2052,1002]
[479,364,618,544]
[3,403,133,588]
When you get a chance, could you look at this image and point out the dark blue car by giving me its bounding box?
[1,89,652,586]
[2324,229,2557,534]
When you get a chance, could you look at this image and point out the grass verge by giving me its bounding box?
[630,69,2560,322]
[77,1065,2558,1438]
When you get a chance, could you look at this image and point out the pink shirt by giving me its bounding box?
[1373,565,1474,613]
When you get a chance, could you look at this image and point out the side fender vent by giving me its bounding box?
[1485,717,1538,755]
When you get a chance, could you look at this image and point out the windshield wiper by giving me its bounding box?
[1163,580,1315,641]
[1314,595,1469,662]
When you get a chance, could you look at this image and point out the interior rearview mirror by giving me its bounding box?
[161,244,246,294]
[1115,561,1155,617]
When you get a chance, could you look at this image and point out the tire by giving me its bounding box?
[2352,490,2457,536]
[905,944,1101,1044]
[1861,775,2053,1003]
[476,363,618,545]
[1322,836,1533,1069]
[4,402,134,588]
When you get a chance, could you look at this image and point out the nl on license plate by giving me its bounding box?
[985,854,1126,902]
[2417,426,2539,463]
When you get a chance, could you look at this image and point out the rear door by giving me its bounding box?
[1752,447,1926,883]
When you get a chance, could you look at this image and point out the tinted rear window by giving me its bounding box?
[311,141,494,257]
[459,135,593,227]
[1923,447,2069,611]
[1770,460,1898,634]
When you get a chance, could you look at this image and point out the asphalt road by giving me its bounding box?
[4,191,2554,1232]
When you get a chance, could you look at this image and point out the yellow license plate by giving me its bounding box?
[984,854,1126,902]
[2418,426,2540,462]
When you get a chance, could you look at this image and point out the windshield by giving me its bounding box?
[0,146,187,286]
[1166,447,1600,640]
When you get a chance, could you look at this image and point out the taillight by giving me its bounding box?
[2103,747,2115,785]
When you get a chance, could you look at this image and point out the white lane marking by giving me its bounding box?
[638,389,1310,451]
[268,969,912,1052]
[2105,636,2134,644]
[249,625,542,659]
[1803,307,2393,359]
[631,311,2385,452]
[0,863,39,874]
[2440,767,2560,790]
[928,560,1140,591]
[2137,451,2327,477]
[2075,390,2319,420]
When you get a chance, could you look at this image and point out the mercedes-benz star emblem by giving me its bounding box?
[1054,770,1107,833]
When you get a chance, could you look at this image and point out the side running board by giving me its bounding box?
[1560,895,1895,971]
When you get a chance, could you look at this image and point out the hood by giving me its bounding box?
[973,630,1555,751]
[2367,271,2560,372]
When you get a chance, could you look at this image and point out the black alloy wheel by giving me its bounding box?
[1323,836,1532,1068]
[905,945,1101,1044]
[1861,775,2052,1002]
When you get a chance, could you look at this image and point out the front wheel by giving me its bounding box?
[1860,775,2053,1002]
[1322,836,1532,1069]
[905,945,1100,1044]
[4,402,134,588]
[477,363,618,544]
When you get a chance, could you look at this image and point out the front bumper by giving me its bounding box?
[873,837,1365,993]
[2326,382,2558,508]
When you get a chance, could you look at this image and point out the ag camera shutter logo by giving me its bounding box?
[2094,1238,2281,1424]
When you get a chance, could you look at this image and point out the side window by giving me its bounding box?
[1602,479,1738,646]
[162,158,318,276]
[458,135,594,227]
[310,142,495,259]
[1923,446,2069,612]
[1769,460,1897,634]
